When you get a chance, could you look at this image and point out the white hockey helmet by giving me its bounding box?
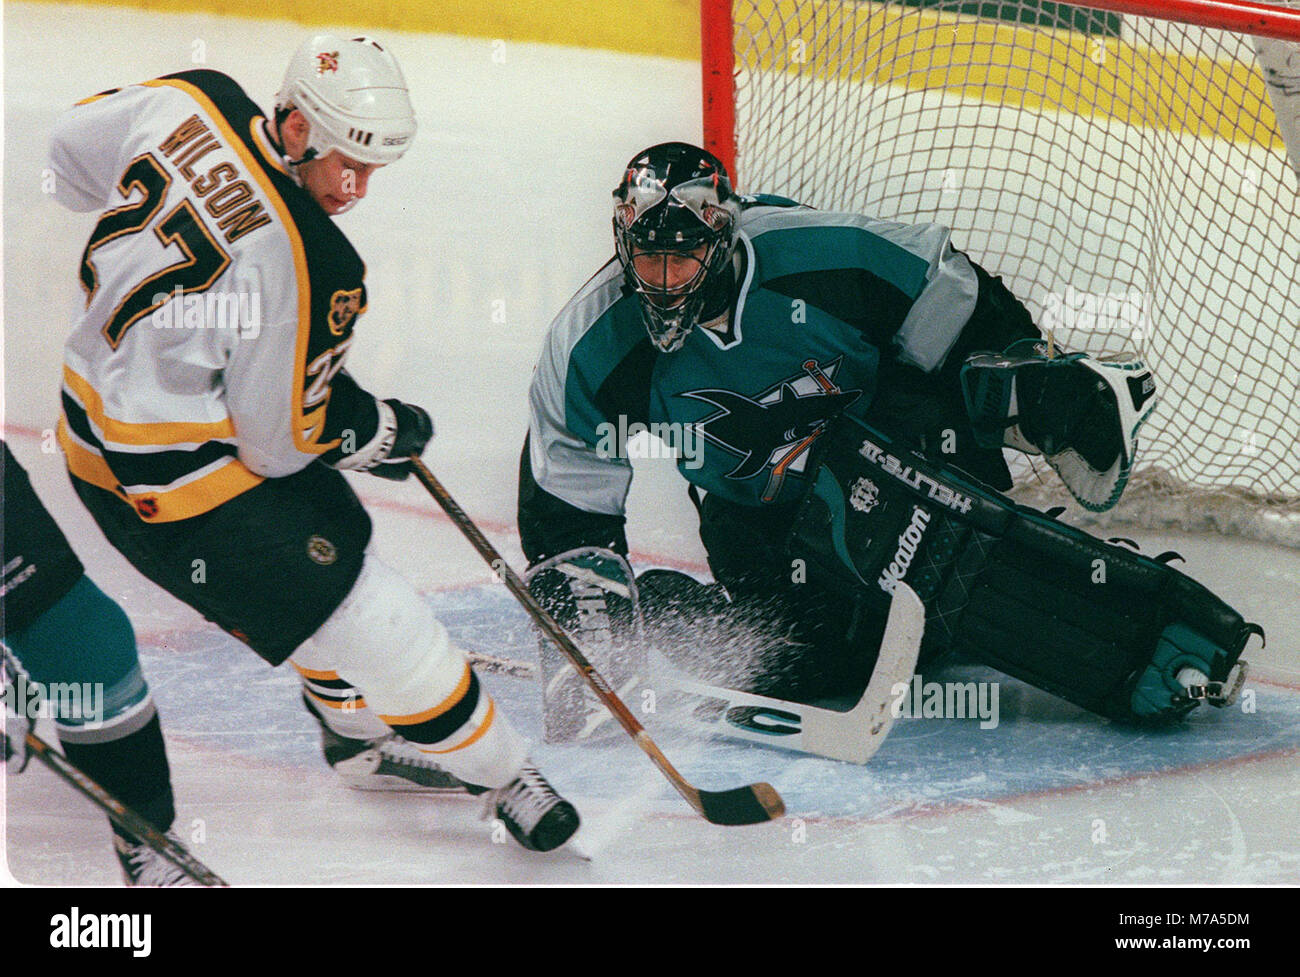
[275,34,416,167]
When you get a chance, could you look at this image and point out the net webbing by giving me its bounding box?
[729,0,1300,542]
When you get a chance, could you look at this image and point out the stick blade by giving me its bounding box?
[697,781,785,826]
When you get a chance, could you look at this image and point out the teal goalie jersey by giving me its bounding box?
[519,197,1040,564]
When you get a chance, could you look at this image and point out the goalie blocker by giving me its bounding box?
[790,416,1258,723]
[525,548,646,743]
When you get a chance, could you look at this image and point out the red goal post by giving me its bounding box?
[701,0,1300,545]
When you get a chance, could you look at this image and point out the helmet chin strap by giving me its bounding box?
[270,107,317,170]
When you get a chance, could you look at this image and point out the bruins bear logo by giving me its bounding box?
[306,535,338,565]
[328,289,363,336]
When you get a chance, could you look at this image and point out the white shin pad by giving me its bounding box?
[292,555,526,788]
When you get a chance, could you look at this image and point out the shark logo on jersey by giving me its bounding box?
[680,357,862,502]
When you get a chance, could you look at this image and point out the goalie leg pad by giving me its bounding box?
[791,418,1260,722]
[695,490,894,705]
[1132,623,1248,718]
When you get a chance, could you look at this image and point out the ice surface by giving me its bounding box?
[3,3,1297,885]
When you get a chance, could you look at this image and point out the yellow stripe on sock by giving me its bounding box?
[377,664,472,726]
[422,699,497,756]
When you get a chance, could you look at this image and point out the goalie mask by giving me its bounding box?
[613,143,740,353]
[276,34,417,169]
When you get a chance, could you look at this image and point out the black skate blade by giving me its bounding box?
[696,782,785,826]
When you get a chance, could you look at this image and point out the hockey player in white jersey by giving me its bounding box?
[48,34,578,855]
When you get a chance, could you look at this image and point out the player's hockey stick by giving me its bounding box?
[2,647,226,884]
[408,458,785,826]
[14,729,227,886]
[464,583,925,764]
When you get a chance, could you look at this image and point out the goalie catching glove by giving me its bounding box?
[961,339,1158,511]
[330,398,434,480]
[790,416,1258,724]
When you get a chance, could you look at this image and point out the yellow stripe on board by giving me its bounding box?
[34,1,1281,146]
[27,0,703,60]
[736,1,1281,148]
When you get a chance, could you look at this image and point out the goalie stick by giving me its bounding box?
[408,458,785,827]
[465,583,925,764]
[651,582,924,763]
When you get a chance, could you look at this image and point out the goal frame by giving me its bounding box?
[699,0,1300,546]
[702,0,1300,180]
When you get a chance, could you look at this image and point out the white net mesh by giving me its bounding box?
[728,0,1300,544]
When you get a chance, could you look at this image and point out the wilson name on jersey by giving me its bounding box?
[52,70,381,522]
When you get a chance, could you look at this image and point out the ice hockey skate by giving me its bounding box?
[307,695,473,794]
[481,763,580,853]
[328,733,477,794]
[113,829,203,887]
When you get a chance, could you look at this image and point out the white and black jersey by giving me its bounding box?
[52,70,381,523]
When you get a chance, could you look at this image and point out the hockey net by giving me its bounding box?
[703,0,1300,546]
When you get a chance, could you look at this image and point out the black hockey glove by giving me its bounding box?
[329,398,434,478]
[368,399,434,481]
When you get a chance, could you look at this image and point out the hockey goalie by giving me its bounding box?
[516,142,1258,760]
